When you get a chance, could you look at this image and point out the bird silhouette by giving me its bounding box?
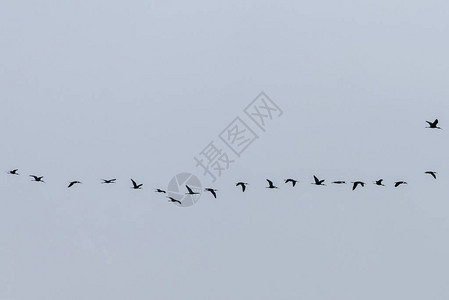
[425,171,437,179]
[374,179,385,186]
[68,181,82,188]
[101,179,116,184]
[155,189,166,193]
[394,181,407,187]
[352,181,365,190]
[7,169,19,175]
[266,179,278,189]
[332,181,346,184]
[185,185,199,195]
[312,176,325,186]
[167,196,182,205]
[236,182,248,192]
[284,179,298,187]
[205,188,218,198]
[131,179,143,189]
[30,175,45,183]
[426,119,442,129]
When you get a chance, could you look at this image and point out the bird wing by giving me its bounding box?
[266,179,273,186]
[186,185,194,194]
[131,179,137,188]
[211,190,217,198]
[242,184,246,192]
[434,119,439,126]
[352,182,357,190]
[313,176,319,184]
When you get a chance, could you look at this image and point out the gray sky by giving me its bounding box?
[1,0,449,299]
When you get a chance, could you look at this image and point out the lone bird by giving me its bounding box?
[426,119,442,129]
[236,182,248,192]
[425,171,437,179]
[185,185,199,195]
[30,175,45,183]
[284,179,298,187]
[7,169,19,175]
[312,175,325,186]
[332,181,346,184]
[266,179,278,189]
[205,188,218,198]
[131,179,143,189]
[374,179,385,186]
[101,179,116,184]
[155,189,166,193]
[167,196,182,205]
[68,181,82,188]
[352,181,365,190]
[394,181,407,187]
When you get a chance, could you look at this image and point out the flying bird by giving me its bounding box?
[425,171,437,179]
[394,181,407,187]
[185,185,199,195]
[284,179,298,187]
[131,179,143,189]
[205,188,218,198]
[374,179,385,186]
[312,176,325,186]
[155,189,166,193]
[266,179,278,189]
[101,179,116,184]
[68,181,82,188]
[167,196,182,205]
[30,175,45,183]
[7,169,19,175]
[332,181,346,184]
[352,181,365,190]
[236,182,248,192]
[426,119,442,129]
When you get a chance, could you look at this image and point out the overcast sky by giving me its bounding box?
[1,0,449,299]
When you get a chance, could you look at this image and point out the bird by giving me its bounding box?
[425,171,437,179]
[155,189,166,193]
[68,181,81,188]
[284,179,298,187]
[426,119,442,129]
[352,181,365,190]
[394,181,407,187]
[312,175,325,186]
[167,196,182,205]
[7,169,19,175]
[332,181,346,184]
[131,179,143,189]
[30,175,45,183]
[205,188,218,198]
[101,179,116,184]
[266,179,278,189]
[236,182,248,192]
[185,185,199,195]
[374,179,385,186]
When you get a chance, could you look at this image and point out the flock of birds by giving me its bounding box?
[3,119,444,205]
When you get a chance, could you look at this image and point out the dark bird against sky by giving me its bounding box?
[236,182,248,192]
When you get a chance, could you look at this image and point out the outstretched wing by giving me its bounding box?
[186,185,194,194]
[313,176,319,184]
[131,179,137,188]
